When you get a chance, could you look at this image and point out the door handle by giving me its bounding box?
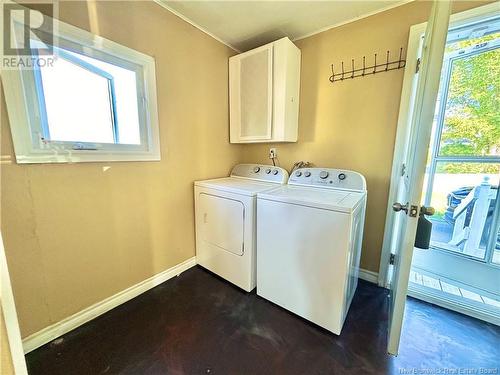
[393,202,419,217]
[392,202,408,213]
[420,205,435,216]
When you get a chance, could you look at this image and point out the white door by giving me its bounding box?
[0,233,28,374]
[386,1,452,356]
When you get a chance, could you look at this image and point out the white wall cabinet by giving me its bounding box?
[229,37,301,143]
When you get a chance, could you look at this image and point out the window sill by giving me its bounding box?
[13,150,161,164]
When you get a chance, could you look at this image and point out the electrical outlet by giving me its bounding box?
[269,148,277,159]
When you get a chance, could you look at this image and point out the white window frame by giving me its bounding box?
[2,8,161,163]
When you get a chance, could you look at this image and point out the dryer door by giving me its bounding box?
[199,193,245,256]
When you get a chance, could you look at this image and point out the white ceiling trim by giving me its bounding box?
[153,0,241,52]
[292,0,414,42]
[154,0,414,53]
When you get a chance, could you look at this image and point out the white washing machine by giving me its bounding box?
[195,164,288,292]
[256,167,367,334]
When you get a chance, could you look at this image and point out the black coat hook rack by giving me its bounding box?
[329,47,406,83]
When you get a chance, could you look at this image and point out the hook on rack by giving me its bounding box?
[329,47,406,84]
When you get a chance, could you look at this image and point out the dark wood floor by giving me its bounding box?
[26,266,500,374]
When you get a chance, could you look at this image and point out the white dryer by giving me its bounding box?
[195,164,288,292]
[256,168,367,334]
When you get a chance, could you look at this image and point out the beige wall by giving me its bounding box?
[0,0,491,339]
[1,1,243,337]
[240,0,489,273]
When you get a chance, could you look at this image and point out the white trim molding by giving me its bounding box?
[358,268,379,284]
[153,0,240,52]
[154,0,413,53]
[293,0,413,42]
[408,284,500,326]
[22,257,196,354]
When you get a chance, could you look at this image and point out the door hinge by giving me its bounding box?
[415,58,421,73]
[389,253,395,265]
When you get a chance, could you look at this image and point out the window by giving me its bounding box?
[3,9,160,163]
[423,24,499,264]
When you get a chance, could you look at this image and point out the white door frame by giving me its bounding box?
[387,0,452,355]
[378,2,500,288]
[0,233,28,374]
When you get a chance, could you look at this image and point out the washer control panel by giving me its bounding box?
[288,168,366,191]
[231,164,289,184]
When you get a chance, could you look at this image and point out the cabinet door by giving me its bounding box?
[230,45,273,141]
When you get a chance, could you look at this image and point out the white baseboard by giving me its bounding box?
[22,256,197,354]
[23,260,378,353]
[358,268,379,284]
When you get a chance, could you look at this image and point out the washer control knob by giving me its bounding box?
[304,171,311,177]
[338,173,346,180]
[295,171,302,177]
[253,166,260,173]
[272,169,279,175]
[265,168,271,174]
[319,171,329,179]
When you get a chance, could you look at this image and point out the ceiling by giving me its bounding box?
[159,1,412,52]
